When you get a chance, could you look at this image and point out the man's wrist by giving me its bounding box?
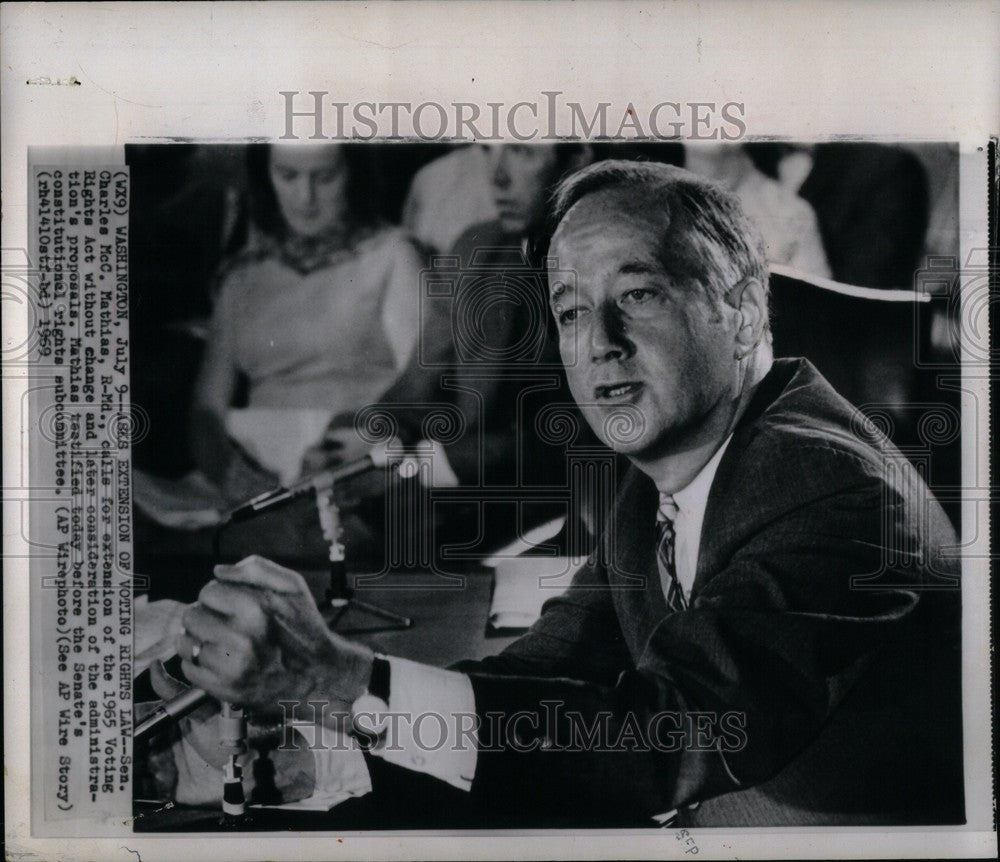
[343,641,377,704]
[311,636,375,707]
[350,654,391,748]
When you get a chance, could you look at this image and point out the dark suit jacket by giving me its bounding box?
[439,357,963,827]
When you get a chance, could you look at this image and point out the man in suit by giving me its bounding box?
[173,161,963,826]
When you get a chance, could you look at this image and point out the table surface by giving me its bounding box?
[333,568,520,663]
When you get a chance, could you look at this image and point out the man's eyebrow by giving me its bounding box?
[617,261,661,276]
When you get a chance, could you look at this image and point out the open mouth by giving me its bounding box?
[594,382,643,400]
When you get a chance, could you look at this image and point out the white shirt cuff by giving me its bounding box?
[369,656,478,792]
[292,722,373,810]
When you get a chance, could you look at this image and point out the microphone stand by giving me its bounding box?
[315,485,411,631]
[218,702,250,828]
[213,452,414,631]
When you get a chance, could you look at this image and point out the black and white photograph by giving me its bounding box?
[124,139,966,832]
[2,2,995,860]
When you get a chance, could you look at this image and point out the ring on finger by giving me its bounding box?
[181,626,205,667]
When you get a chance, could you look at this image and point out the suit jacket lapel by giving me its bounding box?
[607,467,669,655]
[691,360,799,599]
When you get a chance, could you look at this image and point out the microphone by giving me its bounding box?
[135,686,210,741]
[225,444,393,523]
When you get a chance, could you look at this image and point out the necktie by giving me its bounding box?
[655,494,687,614]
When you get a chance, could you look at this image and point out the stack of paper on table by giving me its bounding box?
[484,517,586,631]
[489,555,587,630]
[132,468,227,530]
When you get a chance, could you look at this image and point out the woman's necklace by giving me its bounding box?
[278,223,375,275]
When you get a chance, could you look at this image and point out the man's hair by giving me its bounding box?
[548,160,769,324]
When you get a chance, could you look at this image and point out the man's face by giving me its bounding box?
[548,189,739,461]
[269,147,349,239]
[486,144,562,236]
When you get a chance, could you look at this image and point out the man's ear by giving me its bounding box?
[728,276,767,356]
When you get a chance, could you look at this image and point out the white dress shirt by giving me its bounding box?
[665,434,734,602]
[311,435,735,799]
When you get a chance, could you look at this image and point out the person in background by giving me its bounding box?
[302,143,598,557]
[684,143,831,278]
[400,144,498,254]
[798,142,929,288]
[190,144,424,505]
